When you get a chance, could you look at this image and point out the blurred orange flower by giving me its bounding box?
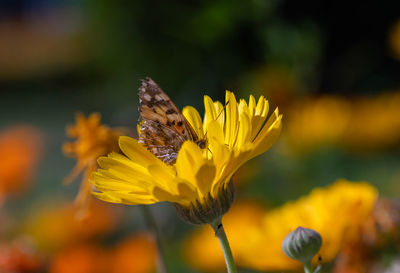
[0,125,43,198]
[185,180,378,272]
[389,19,400,60]
[334,198,400,273]
[63,113,124,216]
[24,200,119,251]
[110,233,156,273]
[50,244,110,273]
[0,238,43,273]
[247,65,298,107]
[49,233,156,273]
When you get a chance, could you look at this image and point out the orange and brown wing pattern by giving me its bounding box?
[139,120,185,164]
[138,77,198,164]
[138,77,197,139]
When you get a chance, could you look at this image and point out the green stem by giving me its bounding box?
[303,261,313,273]
[211,220,238,273]
[141,205,168,273]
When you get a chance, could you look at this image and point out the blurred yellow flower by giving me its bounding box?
[184,180,378,271]
[92,91,282,223]
[284,92,400,153]
[344,92,400,150]
[284,96,351,154]
[0,126,43,199]
[63,113,124,215]
[183,201,265,272]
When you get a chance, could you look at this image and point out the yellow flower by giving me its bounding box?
[63,113,124,216]
[184,180,378,271]
[92,91,282,223]
[284,92,400,154]
[183,201,265,272]
[284,96,351,154]
[344,92,400,150]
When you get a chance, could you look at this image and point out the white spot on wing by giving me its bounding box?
[143,93,152,101]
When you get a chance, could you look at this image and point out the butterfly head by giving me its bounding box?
[196,138,208,149]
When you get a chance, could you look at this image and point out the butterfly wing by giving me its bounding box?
[139,120,184,164]
[138,77,198,164]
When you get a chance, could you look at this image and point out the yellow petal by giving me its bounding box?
[183,106,204,138]
[119,136,161,167]
[207,120,224,145]
[225,91,239,147]
[252,109,282,157]
[204,95,218,128]
[238,99,250,120]
[213,101,225,128]
[195,163,216,198]
[176,141,205,187]
[153,187,181,203]
[177,181,198,201]
[148,164,176,193]
[248,95,256,116]
[256,96,268,116]
[236,111,251,149]
[98,155,148,181]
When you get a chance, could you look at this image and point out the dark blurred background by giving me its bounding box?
[2,0,400,197]
[1,1,400,272]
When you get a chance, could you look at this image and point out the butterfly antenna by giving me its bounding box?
[215,100,230,121]
[203,100,230,136]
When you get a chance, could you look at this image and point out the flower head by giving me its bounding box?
[0,126,43,198]
[23,200,119,251]
[0,238,43,273]
[92,91,282,224]
[50,244,109,273]
[49,234,156,273]
[284,92,400,154]
[63,113,124,215]
[110,233,156,273]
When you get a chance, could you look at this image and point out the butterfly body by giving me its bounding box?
[138,77,206,164]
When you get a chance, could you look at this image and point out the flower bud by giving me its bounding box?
[282,226,322,264]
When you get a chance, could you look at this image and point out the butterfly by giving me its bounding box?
[138,77,207,164]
